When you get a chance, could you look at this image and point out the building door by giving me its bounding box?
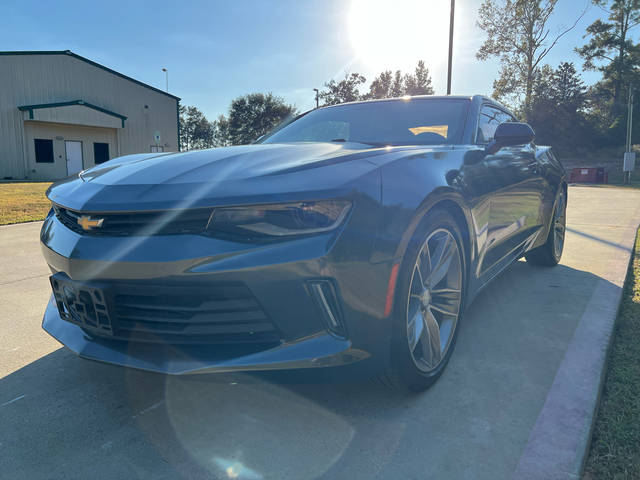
[65,141,83,175]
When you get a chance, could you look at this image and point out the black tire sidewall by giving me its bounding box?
[550,190,566,263]
[525,188,566,267]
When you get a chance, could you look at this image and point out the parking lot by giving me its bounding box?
[1,185,639,479]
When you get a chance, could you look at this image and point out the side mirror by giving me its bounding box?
[486,122,535,154]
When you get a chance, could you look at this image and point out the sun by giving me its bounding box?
[348,0,451,71]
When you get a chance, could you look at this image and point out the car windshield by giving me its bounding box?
[261,99,469,146]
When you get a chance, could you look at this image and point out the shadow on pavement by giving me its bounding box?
[566,226,632,252]
[0,261,618,480]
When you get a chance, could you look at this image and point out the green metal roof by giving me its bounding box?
[18,100,128,127]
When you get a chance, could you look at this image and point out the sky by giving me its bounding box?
[2,0,621,119]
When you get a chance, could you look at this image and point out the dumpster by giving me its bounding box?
[569,167,608,184]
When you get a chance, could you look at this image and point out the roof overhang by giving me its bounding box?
[18,100,127,129]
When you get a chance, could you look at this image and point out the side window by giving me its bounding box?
[504,112,517,123]
[477,106,515,144]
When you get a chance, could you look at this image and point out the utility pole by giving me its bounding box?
[447,0,455,95]
[624,84,635,184]
[162,68,169,93]
[313,88,319,109]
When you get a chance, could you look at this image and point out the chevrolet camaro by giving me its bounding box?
[40,95,566,391]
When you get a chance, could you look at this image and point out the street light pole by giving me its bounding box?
[162,68,169,93]
[447,0,455,95]
[624,84,635,184]
[626,86,633,151]
[313,88,319,109]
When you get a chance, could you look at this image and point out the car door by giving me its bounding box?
[469,104,543,276]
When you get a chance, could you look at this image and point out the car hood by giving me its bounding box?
[47,142,448,212]
[79,143,389,185]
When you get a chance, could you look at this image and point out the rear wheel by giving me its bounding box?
[380,209,466,392]
[525,189,566,267]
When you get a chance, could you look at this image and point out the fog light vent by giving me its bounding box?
[309,280,346,337]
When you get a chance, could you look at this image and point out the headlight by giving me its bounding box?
[207,200,351,237]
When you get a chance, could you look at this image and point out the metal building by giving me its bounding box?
[0,51,180,180]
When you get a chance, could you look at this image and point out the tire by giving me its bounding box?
[378,208,467,392]
[525,188,566,267]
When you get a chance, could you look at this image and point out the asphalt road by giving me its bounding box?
[1,186,639,480]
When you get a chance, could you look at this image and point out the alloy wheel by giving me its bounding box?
[406,228,463,372]
[553,194,566,259]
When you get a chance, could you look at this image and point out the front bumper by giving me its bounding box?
[40,207,394,375]
[43,295,368,374]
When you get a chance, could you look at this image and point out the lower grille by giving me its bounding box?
[51,273,281,346]
[110,282,281,345]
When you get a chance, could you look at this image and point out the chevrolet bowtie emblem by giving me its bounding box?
[77,215,104,231]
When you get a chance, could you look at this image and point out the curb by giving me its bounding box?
[0,220,45,228]
[513,218,640,479]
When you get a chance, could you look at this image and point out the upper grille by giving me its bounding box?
[53,205,213,236]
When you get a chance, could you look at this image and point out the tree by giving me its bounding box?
[551,62,587,106]
[179,105,216,151]
[318,73,367,106]
[367,70,394,99]
[390,70,404,97]
[404,60,435,96]
[576,0,640,131]
[224,93,297,145]
[364,61,435,99]
[528,62,593,150]
[476,0,583,116]
[212,115,231,147]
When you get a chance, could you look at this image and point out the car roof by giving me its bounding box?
[321,94,510,112]
[320,95,471,108]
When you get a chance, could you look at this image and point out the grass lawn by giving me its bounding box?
[584,230,640,479]
[0,182,52,225]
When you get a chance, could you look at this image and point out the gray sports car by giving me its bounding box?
[41,95,566,391]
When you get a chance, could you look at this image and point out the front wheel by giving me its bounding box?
[525,189,566,267]
[380,209,466,392]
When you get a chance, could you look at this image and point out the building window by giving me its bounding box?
[93,143,110,164]
[151,145,164,153]
[34,139,54,163]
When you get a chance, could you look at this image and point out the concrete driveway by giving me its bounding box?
[1,186,639,480]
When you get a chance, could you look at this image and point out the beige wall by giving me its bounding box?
[24,121,118,180]
[0,52,179,179]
